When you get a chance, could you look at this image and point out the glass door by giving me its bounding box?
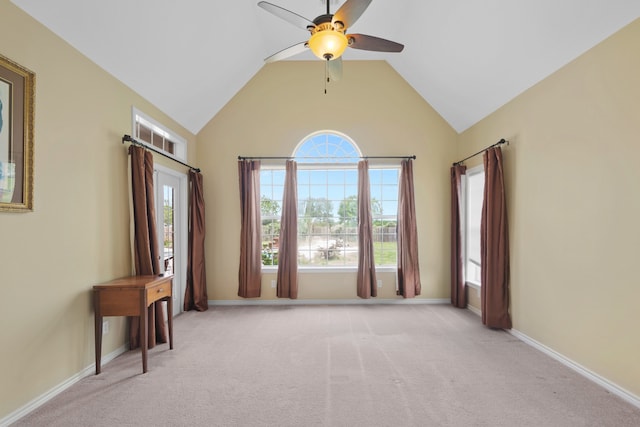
[156,169,186,317]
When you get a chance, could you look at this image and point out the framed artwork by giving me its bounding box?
[0,53,34,212]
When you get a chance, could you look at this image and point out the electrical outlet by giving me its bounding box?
[102,320,109,335]
[271,280,276,288]
[377,279,383,288]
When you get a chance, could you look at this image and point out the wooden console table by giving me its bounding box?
[93,274,174,374]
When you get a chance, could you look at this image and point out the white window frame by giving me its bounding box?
[131,107,187,162]
[462,164,484,290]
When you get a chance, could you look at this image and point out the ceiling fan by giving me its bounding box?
[258,0,404,81]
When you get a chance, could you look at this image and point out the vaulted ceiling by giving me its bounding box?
[12,0,640,134]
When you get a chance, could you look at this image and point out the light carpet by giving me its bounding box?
[13,305,640,426]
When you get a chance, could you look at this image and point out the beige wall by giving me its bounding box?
[459,18,640,397]
[3,0,639,420]
[0,1,195,419]
[197,60,457,301]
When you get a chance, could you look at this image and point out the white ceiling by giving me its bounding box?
[11,0,640,134]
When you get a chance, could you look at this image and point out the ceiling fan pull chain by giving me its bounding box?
[324,59,329,94]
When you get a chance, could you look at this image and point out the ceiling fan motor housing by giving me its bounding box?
[308,15,348,60]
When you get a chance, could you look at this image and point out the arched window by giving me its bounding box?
[260,131,398,268]
[294,131,361,163]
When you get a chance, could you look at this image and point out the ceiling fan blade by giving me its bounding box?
[347,34,404,52]
[333,0,372,29]
[258,1,315,30]
[264,41,308,63]
[327,57,343,82]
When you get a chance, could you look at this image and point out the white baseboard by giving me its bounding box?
[466,306,640,409]
[466,304,482,316]
[209,298,450,306]
[508,329,640,410]
[0,345,127,427]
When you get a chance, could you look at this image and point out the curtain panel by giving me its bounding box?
[450,164,467,308]
[238,160,262,298]
[357,160,377,298]
[184,169,208,311]
[128,145,168,349]
[277,160,298,298]
[397,159,421,298]
[481,147,512,329]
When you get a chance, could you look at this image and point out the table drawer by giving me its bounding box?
[147,281,171,303]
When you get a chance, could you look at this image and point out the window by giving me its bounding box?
[464,166,484,285]
[369,168,399,265]
[132,107,186,161]
[297,167,359,265]
[260,169,284,265]
[260,131,399,268]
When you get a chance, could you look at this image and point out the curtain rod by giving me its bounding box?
[122,134,201,173]
[237,155,416,161]
[452,138,508,166]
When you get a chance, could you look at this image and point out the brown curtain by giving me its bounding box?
[184,170,208,311]
[128,145,167,349]
[450,164,467,308]
[277,160,298,299]
[481,147,512,329]
[397,159,421,298]
[238,160,262,298]
[357,160,377,298]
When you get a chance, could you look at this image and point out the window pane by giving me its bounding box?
[166,140,176,155]
[272,170,285,185]
[370,186,382,201]
[381,184,397,200]
[298,170,310,184]
[298,186,310,199]
[163,185,174,274]
[309,170,327,183]
[327,170,344,184]
[465,170,484,283]
[152,131,164,149]
[272,185,284,200]
[382,169,399,184]
[309,185,326,198]
[381,201,397,215]
[297,133,360,163]
[260,170,282,266]
[139,124,152,144]
[368,169,381,185]
[327,184,343,201]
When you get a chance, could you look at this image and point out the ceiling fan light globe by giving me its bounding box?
[308,30,348,60]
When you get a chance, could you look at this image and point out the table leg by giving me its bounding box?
[94,291,103,375]
[141,294,148,373]
[167,297,174,350]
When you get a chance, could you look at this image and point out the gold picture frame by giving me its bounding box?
[0,53,34,212]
